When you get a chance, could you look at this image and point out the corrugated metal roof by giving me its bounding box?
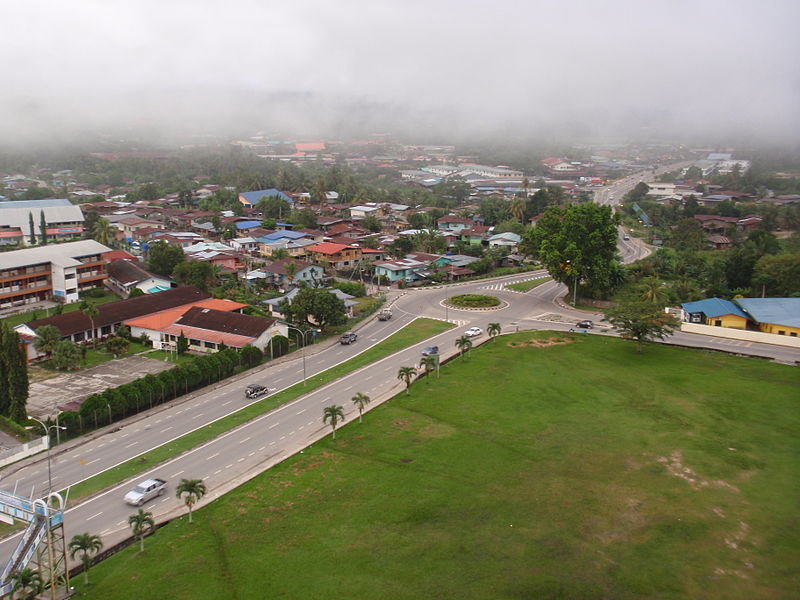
[681,298,748,319]
[735,298,800,328]
[0,198,84,237]
[0,239,111,270]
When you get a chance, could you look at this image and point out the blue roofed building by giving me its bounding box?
[238,189,293,209]
[734,298,800,337]
[680,298,750,329]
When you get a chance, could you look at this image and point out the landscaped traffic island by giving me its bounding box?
[446,293,500,308]
[75,332,799,600]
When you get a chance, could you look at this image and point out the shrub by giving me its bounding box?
[449,294,500,308]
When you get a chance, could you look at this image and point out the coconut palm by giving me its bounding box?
[420,355,437,382]
[487,322,501,341]
[80,301,99,348]
[639,276,669,306]
[323,404,345,438]
[128,508,155,553]
[175,478,207,524]
[455,335,472,357]
[351,393,371,423]
[397,366,416,394]
[92,217,115,247]
[33,324,61,358]
[510,197,526,224]
[8,567,43,599]
[68,532,103,586]
[284,260,298,287]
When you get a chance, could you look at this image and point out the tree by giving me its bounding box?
[351,392,371,422]
[129,288,145,298]
[256,195,290,220]
[323,404,346,439]
[284,261,298,287]
[1,323,29,422]
[172,261,219,292]
[455,335,472,357]
[638,277,669,306]
[176,330,189,355]
[520,203,620,298]
[128,508,155,553]
[280,287,347,329]
[361,214,382,233]
[105,336,129,358]
[115,324,130,339]
[419,355,437,382]
[407,212,431,230]
[487,322,501,341]
[175,478,207,523]
[51,340,81,370]
[397,366,416,394]
[147,240,185,276]
[604,300,680,354]
[8,567,42,599]
[240,344,263,368]
[92,217,115,246]
[510,197,526,224]
[69,532,103,586]
[625,181,650,203]
[33,324,61,358]
[752,252,800,297]
[28,212,36,245]
[39,211,47,245]
[81,301,99,348]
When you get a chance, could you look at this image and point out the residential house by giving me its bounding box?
[460,224,492,246]
[106,259,173,297]
[259,257,324,289]
[307,242,363,271]
[238,189,292,209]
[488,232,521,249]
[437,215,474,233]
[373,258,427,283]
[229,237,260,253]
[264,287,358,320]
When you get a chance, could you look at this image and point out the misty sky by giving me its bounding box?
[2,0,799,144]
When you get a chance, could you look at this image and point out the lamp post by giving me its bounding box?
[283,325,318,385]
[28,416,67,494]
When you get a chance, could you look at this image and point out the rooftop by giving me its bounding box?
[0,239,111,270]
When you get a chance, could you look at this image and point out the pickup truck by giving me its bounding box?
[377,309,392,321]
[124,478,167,506]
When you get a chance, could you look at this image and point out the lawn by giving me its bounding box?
[37,342,152,371]
[0,291,119,327]
[506,275,552,292]
[73,332,800,600]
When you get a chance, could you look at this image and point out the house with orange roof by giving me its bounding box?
[307,242,362,271]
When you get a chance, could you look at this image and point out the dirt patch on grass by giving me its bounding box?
[418,422,456,439]
[506,336,574,348]
[657,450,739,492]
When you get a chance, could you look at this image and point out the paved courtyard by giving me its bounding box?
[26,355,175,418]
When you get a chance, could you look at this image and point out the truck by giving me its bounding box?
[124,478,167,506]
[377,309,392,321]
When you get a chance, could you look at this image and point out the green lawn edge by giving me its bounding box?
[506,276,552,292]
[62,317,453,504]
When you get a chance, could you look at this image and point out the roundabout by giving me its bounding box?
[441,293,507,311]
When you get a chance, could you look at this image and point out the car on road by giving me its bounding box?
[377,309,392,321]
[575,320,593,329]
[245,384,269,400]
[421,346,439,356]
[622,233,630,240]
[339,332,358,345]
[124,478,167,506]
[464,327,483,337]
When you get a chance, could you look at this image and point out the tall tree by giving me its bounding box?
[128,509,155,553]
[52,340,81,370]
[351,393,371,422]
[487,322,501,341]
[176,478,207,524]
[68,532,103,586]
[177,331,189,355]
[419,355,437,383]
[172,261,219,292]
[604,299,680,354]
[280,287,347,329]
[455,335,472,357]
[147,240,185,276]
[0,323,11,417]
[81,301,99,348]
[322,404,345,438]
[39,210,48,245]
[397,366,416,394]
[92,217,115,246]
[33,325,61,358]
[28,211,36,245]
[4,324,29,422]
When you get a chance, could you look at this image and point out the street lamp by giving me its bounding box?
[282,325,318,385]
[27,416,67,494]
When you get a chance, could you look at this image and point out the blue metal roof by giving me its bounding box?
[681,298,748,319]
[235,220,261,229]
[239,189,292,205]
[735,298,800,328]
[262,230,307,241]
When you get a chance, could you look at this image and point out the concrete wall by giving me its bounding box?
[681,322,800,348]
[0,436,48,469]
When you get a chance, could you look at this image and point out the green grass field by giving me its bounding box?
[73,332,800,600]
[506,276,552,292]
[0,291,119,327]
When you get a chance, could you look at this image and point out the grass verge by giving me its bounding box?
[506,275,552,292]
[63,317,453,504]
[74,332,800,600]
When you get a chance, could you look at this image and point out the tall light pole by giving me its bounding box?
[28,416,67,494]
[282,325,318,385]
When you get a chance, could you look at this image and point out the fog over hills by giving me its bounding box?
[1,0,798,146]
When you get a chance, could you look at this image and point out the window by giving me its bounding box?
[791,332,797,337]
[714,320,722,327]
[65,273,76,280]
[778,331,785,335]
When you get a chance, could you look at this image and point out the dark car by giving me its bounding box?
[245,384,269,399]
[575,320,593,329]
[421,346,439,356]
[339,332,358,345]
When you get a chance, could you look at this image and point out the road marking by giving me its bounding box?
[290,430,295,436]
[226,464,233,469]
[192,413,204,419]
[206,453,219,461]
[170,470,184,478]
[161,497,169,503]
[214,469,222,475]
[296,408,306,415]
[279,436,285,441]
[124,441,138,449]
[343,385,353,392]
[117,520,126,526]
[248,452,255,457]
[299,425,304,430]
[120,433,128,438]
[239,437,251,444]
[237,457,245,462]
[87,458,100,465]
[86,512,102,521]
[268,422,280,429]
[269,441,275,446]
[160,426,173,433]
[222,400,231,406]
[155,419,162,424]
[258,446,266,452]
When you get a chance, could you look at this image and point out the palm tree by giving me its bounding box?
[128,508,155,553]
[455,335,472,357]
[322,404,345,438]
[487,322,501,341]
[419,355,437,383]
[397,366,416,394]
[510,197,526,224]
[521,177,530,198]
[33,324,61,358]
[68,532,103,586]
[639,276,669,306]
[80,301,99,348]
[284,260,298,288]
[351,393,371,423]
[8,567,43,599]
[175,478,207,524]
[92,217,115,247]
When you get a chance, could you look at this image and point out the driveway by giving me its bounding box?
[26,355,175,418]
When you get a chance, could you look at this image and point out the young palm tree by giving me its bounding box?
[419,355,437,383]
[92,217,115,247]
[322,404,345,438]
[8,567,43,599]
[68,532,103,586]
[284,261,298,288]
[81,301,99,348]
[455,335,472,357]
[351,393,371,423]
[487,322,501,341]
[175,478,207,524]
[128,508,155,553]
[510,197,526,224]
[397,366,416,394]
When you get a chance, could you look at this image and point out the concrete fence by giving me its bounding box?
[0,436,48,469]
[680,322,800,349]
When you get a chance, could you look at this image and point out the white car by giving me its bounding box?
[464,327,483,338]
